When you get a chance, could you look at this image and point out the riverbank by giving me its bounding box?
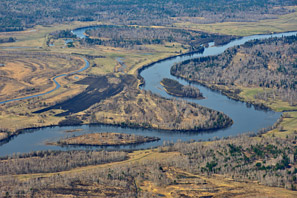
[172,76,273,111]
[1,29,293,154]
[136,47,205,86]
[2,134,297,197]
[170,32,297,113]
[0,94,234,149]
[168,32,297,137]
[168,80,297,137]
[0,23,237,136]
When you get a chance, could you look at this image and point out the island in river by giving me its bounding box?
[161,78,204,99]
[47,132,160,147]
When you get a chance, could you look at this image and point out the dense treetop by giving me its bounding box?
[0,0,295,31]
[171,35,297,106]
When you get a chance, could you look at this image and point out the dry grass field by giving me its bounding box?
[140,167,297,198]
[87,85,232,131]
[0,51,88,133]
[0,12,295,134]
[0,52,84,101]
[173,6,297,36]
[0,21,103,48]
[47,132,160,146]
[0,21,189,137]
[264,111,297,138]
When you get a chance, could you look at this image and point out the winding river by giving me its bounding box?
[0,57,90,105]
[0,29,296,156]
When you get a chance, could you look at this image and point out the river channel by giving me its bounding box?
[0,29,296,156]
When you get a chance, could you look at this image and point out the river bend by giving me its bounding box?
[0,30,296,156]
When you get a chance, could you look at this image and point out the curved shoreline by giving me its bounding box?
[172,75,273,112]
[1,30,295,154]
[50,141,160,148]
[0,57,90,105]
[137,49,274,113]
[160,78,204,100]
[0,117,233,147]
[136,48,205,86]
[139,31,297,113]
[46,133,161,147]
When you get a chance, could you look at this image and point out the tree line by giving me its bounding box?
[79,25,235,50]
[0,150,127,175]
[0,0,295,31]
[171,35,297,106]
[0,37,15,44]
[1,133,296,197]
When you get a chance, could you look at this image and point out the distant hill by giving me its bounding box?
[0,0,295,31]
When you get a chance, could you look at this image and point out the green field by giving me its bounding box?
[239,87,297,112]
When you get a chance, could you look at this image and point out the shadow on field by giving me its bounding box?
[34,74,137,116]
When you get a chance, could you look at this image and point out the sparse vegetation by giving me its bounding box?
[167,134,297,188]
[1,134,297,197]
[82,25,235,51]
[47,132,160,147]
[0,51,84,102]
[33,74,232,131]
[0,150,127,175]
[84,80,232,131]
[0,0,294,30]
[0,0,297,197]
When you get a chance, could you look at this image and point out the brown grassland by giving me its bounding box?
[0,52,84,101]
[0,21,230,134]
[47,132,160,146]
[0,23,187,134]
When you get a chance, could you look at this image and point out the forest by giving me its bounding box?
[81,25,235,50]
[0,133,296,197]
[0,150,128,175]
[171,35,297,107]
[161,78,204,99]
[0,0,295,31]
